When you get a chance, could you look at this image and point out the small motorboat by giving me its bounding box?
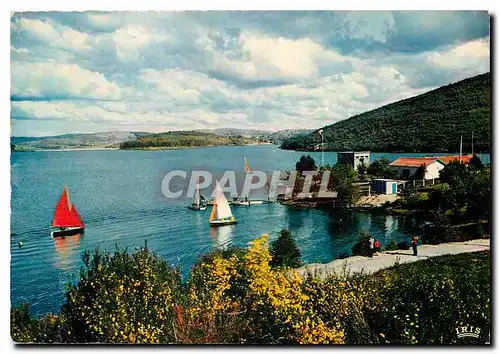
[209,182,237,226]
[51,186,85,238]
[232,198,266,206]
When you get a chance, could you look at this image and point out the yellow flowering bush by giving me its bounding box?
[11,237,490,345]
[61,247,183,343]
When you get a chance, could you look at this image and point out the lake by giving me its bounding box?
[10,145,490,315]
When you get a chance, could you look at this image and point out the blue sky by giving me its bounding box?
[10,11,490,136]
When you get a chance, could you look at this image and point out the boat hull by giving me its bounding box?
[232,200,270,206]
[210,219,238,226]
[51,226,85,238]
[188,204,207,211]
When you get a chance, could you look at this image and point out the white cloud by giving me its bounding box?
[113,25,171,62]
[11,61,122,100]
[209,32,351,82]
[13,18,92,51]
[9,12,490,136]
[427,38,490,71]
[10,46,28,54]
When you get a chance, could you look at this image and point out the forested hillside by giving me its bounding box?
[281,73,491,153]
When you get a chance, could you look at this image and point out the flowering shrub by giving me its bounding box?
[61,246,184,343]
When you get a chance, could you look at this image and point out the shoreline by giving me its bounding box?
[32,147,120,152]
[297,238,490,279]
[119,142,273,151]
[14,143,274,152]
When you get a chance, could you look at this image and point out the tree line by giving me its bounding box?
[281,73,491,153]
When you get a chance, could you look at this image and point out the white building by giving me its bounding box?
[337,151,371,170]
[389,157,445,180]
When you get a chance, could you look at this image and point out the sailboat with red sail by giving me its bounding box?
[51,186,85,237]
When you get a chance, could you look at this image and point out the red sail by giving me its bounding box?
[52,186,84,228]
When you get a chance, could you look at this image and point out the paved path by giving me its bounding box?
[297,239,490,279]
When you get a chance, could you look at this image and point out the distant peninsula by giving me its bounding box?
[119,131,269,150]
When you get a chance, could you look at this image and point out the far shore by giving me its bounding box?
[33,147,120,152]
[119,142,273,151]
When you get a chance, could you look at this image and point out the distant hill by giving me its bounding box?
[119,131,267,150]
[195,128,313,142]
[194,128,273,138]
[268,129,314,144]
[11,132,141,150]
[281,73,491,153]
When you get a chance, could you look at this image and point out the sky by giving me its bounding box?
[10,11,490,137]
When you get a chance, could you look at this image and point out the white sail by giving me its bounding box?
[194,182,200,207]
[214,182,233,219]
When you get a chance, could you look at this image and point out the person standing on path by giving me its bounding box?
[369,236,375,258]
[412,235,419,256]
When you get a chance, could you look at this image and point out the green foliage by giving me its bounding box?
[412,164,426,180]
[281,73,490,153]
[400,184,422,209]
[11,303,63,343]
[120,131,262,149]
[362,251,490,344]
[384,239,398,251]
[331,164,360,208]
[436,162,490,220]
[469,154,484,169]
[357,163,368,179]
[295,155,317,173]
[351,230,372,257]
[368,158,399,179]
[270,229,302,268]
[11,244,491,345]
[61,246,184,343]
[421,211,456,245]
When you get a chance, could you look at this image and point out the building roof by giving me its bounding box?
[389,157,443,168]
[389,154,474,168]
[437,154,474,164]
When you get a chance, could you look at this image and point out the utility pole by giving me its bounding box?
[472,131,474,155]
[321,132,324,167]
[459,135,463,164]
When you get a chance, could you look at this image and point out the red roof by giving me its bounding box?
[437,154,474,164]
[389,155,474,168]
[389,157,441,168]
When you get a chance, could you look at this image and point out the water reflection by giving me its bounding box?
[53,233,82,270]
[210,225,234,250]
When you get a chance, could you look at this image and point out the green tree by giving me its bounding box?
[469,154,484,169]
[358,163,368,180]
[331,164,360,208]
[439,161,468,184]
[368,158,398,179]
[295,155,317,173]
[351,230,372,257]
[269,229,302,268]
[401,184,421,208]
[412,164,426,180]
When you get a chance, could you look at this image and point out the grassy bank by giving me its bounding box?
[11,235,490,344]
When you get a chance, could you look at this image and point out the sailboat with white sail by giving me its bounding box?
[188,174,207,210]
[209,181,237,226]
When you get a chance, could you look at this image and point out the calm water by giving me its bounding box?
[10,145,490,315]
